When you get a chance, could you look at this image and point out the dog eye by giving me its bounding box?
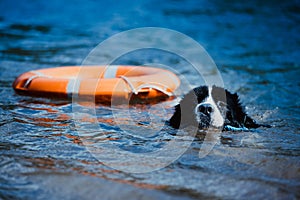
[217,101,227,108]
[217,101,228,116]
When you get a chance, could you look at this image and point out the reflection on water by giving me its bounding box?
[0,0,299,199]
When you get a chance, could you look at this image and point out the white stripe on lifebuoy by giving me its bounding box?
[103,65,118,78]
[66,78,81,97]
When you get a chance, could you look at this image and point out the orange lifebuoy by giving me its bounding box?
[13,66,180,103]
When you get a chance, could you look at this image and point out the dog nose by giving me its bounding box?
[197,103,213,115]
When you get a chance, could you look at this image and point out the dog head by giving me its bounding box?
[169,85,262,130]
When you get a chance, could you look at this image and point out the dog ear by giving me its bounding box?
[229,94,267,129]
[223,91,245,125]
[169,87,202,129]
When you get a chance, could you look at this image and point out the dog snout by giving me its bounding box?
[197,103,213,115]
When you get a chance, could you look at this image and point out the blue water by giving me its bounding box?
[1,0,300,199]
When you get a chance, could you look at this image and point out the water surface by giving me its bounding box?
[0,0,299,199]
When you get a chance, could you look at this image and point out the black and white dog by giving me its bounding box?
[169,86,269,131]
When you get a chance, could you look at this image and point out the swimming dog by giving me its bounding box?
[169,86,269,131]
